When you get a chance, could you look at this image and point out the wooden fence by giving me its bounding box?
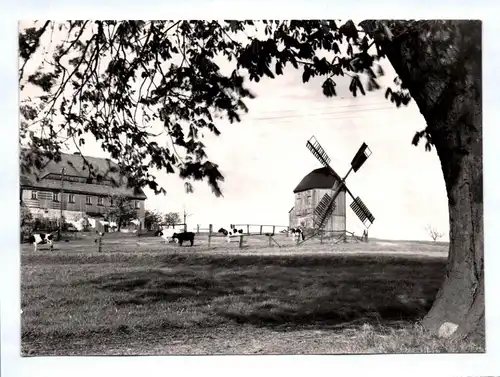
[192,224,368,248]
[229,223,289,235]
[142,222,368,249]
[197,223,289,248]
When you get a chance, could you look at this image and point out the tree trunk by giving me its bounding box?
[367,20,483,341]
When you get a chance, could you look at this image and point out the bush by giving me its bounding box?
[32,217,59,232]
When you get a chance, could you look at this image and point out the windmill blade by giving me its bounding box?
[313,193,336,229]
[350,196,375,228]
[306,136,331,168]
[350,142,372,172]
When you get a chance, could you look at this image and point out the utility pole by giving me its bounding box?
[58,167,65,241]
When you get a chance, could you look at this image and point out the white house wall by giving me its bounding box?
[21,189,146,228]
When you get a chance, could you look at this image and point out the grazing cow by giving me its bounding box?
[155,228,178,244]
[288,227,305,241]
[218,227,244,243]
[172,231,195,246]
[28,232,55,252]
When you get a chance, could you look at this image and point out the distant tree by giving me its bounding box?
[105,194,138,231]
[182,206,193,231]
[144,210,163,230]
[19,20,483,340]
[426,224,444,242]
[164,212,181,227]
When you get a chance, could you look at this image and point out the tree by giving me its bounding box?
[105,194,138,231]
[164,212,181,227]
[144,210,163,230]
[20,204,33,228]
[426,224,444,242]
[19,20,483,341]
[183,206,193,231]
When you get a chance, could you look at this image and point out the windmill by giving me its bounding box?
[299,135,375,244]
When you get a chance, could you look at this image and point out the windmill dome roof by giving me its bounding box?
[293,167,342,194]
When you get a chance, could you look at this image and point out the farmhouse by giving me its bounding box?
[289,167,346,234]
[20,151,147,229]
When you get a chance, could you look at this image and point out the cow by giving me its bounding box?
[288,227,305,241]
[155,228,178,244]
[172,231,195,246]
[218,227,244,243]
[28,232,56,252]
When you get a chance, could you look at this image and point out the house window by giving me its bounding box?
[135,201,140,209]
[52,192,59,202]
[86,196,92,205]
[31,191,37,200]
[97,197,103,206]
[68,194,75,203]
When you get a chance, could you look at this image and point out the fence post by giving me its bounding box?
[246,224,250,234]
[260,225,263,235]
[268,234,272,247]
[272,225,275,235]
[239,235,244,248]
[208,224,212,247]
[197,224,200,235]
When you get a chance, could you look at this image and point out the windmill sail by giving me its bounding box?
[313,193,336,229]
[306,136,331,168]
[350,196,375,227]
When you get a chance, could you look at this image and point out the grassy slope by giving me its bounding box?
[20,238,483,355]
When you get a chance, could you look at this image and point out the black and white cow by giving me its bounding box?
[172,231,195,246]
[218,227,244,243]
[28,232,55,252]
[288,227,305,241]
[155,228,178,244]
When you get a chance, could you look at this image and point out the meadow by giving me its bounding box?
[20,234,483,355]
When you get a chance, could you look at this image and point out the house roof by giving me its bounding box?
[20,152,147,199]
[293,166,344,194]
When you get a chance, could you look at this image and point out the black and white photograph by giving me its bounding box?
[16,17,485,359]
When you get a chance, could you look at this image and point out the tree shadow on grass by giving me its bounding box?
[89,254,446,331]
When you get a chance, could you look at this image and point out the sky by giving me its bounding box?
[19,21,450,241]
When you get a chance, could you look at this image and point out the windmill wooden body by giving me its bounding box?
[290,167,347,235]
[295,136,375,244]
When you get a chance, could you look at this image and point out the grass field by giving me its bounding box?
[20,234,484,355]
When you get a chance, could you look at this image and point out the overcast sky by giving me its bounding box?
[20,21,450,241]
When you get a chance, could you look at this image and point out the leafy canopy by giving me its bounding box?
[20,20,421,197]
[164,212,181,226]
[144,210,163,228]
[105,193,138,227]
